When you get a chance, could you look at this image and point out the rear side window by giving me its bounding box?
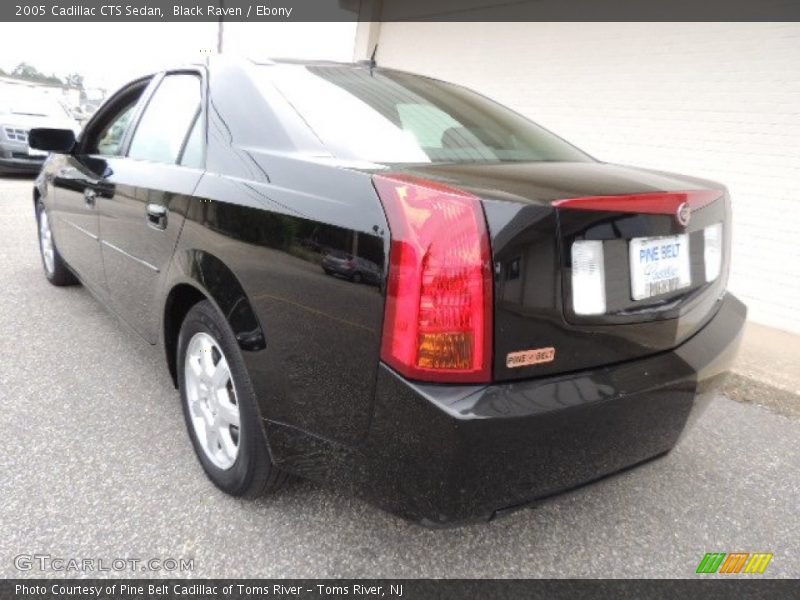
[128,74,201,164]
[179,113,204,168]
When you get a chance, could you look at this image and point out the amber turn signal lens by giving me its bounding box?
[416,332,474,370]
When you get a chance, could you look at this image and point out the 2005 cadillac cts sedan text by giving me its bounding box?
[29,57,745,525]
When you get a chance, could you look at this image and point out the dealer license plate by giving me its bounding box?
[629,234,691,300]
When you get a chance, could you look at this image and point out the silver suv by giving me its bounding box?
[0,83,79,175]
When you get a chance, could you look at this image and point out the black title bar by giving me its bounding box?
[4,0,800,22]
[3,579,799,600]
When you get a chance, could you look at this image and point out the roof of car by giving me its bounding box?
[132,56,381,83]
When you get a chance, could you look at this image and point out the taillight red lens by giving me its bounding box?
[373,174,493,383]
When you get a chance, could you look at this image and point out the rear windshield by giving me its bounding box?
[256,65,592,165]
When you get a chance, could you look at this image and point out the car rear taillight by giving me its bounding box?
[373,174,493,383]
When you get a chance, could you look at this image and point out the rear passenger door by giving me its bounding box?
[97,71,206,342]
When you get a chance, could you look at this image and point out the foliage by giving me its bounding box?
[6,63,84,89]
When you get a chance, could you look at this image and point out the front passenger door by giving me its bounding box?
[52,96,141,294]
[97,72,205,342]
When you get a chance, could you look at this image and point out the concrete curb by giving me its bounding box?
[723,372,800,418]
[725,322,800,418]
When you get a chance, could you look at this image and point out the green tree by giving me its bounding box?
[10,62,63,85]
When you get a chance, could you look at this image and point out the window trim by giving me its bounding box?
[123,68,207,169]
[78,75,153,157]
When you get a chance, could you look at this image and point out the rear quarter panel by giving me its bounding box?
[167,156,389,447]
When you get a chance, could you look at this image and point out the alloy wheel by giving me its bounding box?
[39,210,55,275]
[184,332,241,470]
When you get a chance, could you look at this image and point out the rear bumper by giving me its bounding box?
[360,292,746,525]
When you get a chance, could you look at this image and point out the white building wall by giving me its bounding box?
[369,22,800,333]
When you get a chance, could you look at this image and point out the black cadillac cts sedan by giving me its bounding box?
[29,57,745,525]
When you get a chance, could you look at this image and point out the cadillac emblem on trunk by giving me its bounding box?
[676,202,691,227]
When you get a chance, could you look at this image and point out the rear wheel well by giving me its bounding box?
[164,284,207,387]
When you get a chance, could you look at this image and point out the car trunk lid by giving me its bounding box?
[388,161,731,381]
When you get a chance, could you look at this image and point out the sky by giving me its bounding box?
[0,22,357,92]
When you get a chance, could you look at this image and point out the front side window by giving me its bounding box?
[84,79,148,157]
[94,103,136,156]
[257,65,592,165]
[128,74,201,164]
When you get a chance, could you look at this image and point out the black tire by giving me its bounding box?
[177,300,287,497]
[36,200,78,286]
[351,272,363,284]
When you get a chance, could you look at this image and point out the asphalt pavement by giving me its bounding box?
[1,176,798,578]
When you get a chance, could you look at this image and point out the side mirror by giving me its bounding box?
[28,128,76,154]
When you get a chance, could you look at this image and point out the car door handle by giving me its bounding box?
[146,203,168,230]
[83,188,96,207]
